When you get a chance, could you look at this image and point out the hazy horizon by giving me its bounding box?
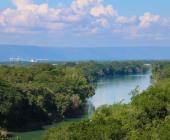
[0,0,170,61]
[1,44,170,61]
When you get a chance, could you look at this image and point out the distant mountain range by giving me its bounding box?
[0,45,170,61]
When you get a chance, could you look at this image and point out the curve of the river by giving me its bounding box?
[16,73,151,140]
[90,73,151,109]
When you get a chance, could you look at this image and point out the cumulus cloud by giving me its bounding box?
[115,16,137,25]
[71,0,101,11]
[0,15,5,25]
[90,5,117,17]
[0,1,64,32]
[0,0,116,33]
[139,12,160,28]
[97,18,108,27]
[0,0,169,41]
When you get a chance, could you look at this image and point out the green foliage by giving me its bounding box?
[152,61,170,80]
[43,119,125,140]
[74,61,149,82]
[0,64,94,130]
[0,61,150,139]
[43,61,170,140]
[44,80,170,139]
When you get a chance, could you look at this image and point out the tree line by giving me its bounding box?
[43,61,170,140]
[0,64,94,131]
[0,61,149,138]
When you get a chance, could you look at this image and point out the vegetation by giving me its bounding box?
[152,61,170,80]
[43,61,170,140]
[74,61,149,82]
[0,64,94,131]
[0,61,150,139]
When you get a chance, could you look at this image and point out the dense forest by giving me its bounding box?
[73,61,149,82]
[0,64,94,131]
[42,61,170,140]
[0,61,149,138]
[151,61,170,80]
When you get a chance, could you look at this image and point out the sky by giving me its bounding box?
[0,0,170,47]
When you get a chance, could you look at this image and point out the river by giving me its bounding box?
[16,73,151,140]
[91,73,151,108]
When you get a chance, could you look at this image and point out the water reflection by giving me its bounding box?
[90,73,151,108]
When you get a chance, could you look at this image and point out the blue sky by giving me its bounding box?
[0,0,170,47]
[106,0,170,16]
[1,0,170,15]
[1,0,170,16]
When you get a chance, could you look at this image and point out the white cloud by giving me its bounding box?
[72,0,101,9]
[90,5,117,17]
[97,18,108,27]
[0,15,5,25]
[0,0,169,41]
[115,16,128,24]
[12,0,33,9]
[139,12,160,28]
[46,22,64,31]
[0,1,64,32]
[161,17,170,27]
[115,16,137,25]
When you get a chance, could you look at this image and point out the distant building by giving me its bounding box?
[144,64,151,66]
[29,59,37,63]
[9,57,48,63]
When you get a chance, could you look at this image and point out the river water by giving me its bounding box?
[16,73,151,140]
[90,73,151,108]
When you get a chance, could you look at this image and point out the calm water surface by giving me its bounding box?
[90,73,151,108]
[16,73,151,140]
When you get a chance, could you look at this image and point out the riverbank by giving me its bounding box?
[43,62,170,140]
[14,117,86,140]
[0,62,151,139]
[14,73,151,140]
